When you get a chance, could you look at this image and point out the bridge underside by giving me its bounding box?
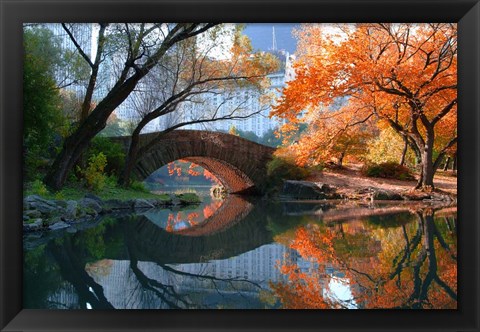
[182,157,254,194]
[127,130,275,194]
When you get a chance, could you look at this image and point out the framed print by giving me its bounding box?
[1,0,479,331]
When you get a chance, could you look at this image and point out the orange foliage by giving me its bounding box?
[271,212,457,309]
[273,24,457,186]
[203,200,223,219]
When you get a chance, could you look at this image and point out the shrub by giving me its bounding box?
[30,179,49,196]
[361,162,414,180]
[88,137,125,176]
[105,174,119,188]
[82,152,108,192]
[266,157,311,188]
[309,163,325,172]
[130,180,148,192]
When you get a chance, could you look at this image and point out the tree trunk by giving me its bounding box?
[44,120,105,190]
[337,151,345,167]
[44,24,218,191]
[399,136,408,166]
[44,68,149,190]
[443,156,451,171]
[419,130,435,190]
[120,134,141,187]
[452,152,457,171]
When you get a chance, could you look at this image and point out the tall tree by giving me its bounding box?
[119,26,278,185]
[272,23,457,190]
[23,28,65,178]
[44,23,218,190]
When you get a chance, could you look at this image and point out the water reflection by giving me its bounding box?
[270,207,457,309]
[23,200,457,309]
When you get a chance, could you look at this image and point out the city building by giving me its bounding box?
[37,23,296,137]
[41,23,97,100]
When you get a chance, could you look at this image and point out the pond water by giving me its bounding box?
[23,195,457,309]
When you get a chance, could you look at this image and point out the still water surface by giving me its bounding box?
[23,194,457,309]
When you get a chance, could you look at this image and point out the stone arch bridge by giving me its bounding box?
[113,130,275,194]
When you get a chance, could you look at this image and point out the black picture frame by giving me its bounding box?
[1,0,478,331]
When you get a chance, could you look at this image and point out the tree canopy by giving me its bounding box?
[272,23,457,189]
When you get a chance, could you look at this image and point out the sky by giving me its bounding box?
[242,23,301,54]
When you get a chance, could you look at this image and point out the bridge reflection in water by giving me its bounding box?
[23,199,457,309]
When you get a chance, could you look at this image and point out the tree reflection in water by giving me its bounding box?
[24,200,267,309]
[271,208,457,309]
[24,201,457,309]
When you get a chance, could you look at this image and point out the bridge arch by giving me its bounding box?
[118,130,275,194]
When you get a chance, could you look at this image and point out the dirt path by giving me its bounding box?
[307,166,457,198]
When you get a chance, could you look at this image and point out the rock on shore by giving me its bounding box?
[23,193,200,233]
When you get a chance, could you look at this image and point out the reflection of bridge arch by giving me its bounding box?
[165,195,254,237]
[121,203,273,264]
[115,130,275,194]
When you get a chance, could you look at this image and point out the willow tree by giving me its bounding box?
[272,23,457,190]
[44,23,218,190]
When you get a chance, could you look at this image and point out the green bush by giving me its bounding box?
[361,162,414,180]
[29,179,49,196]
[129,180,148,192]
[266,157,311,188]
[88,137,125,176]
[82,152,108,192]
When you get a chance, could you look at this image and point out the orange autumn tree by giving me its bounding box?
[272,23,457,190]
[277,102,376,167]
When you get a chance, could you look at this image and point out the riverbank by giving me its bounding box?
[23,191,201,232]
[278,165,457,203]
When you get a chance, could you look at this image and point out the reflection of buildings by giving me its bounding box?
[46,282,81,309]
[176,243,294,282]
[83,243,296,309]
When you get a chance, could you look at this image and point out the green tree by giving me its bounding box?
[44,23,219,190]
[23,28,65,179]
[260,128,283,148]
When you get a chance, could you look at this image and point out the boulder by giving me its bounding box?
[65,200,79,219]
[79,198,103,214]
[84,193,102,203]
[24,209,42,218]
[401,191,432,201]
[281,180,337,200]
[104,199,130,210]
[24,195,59,214]
[54,200,68,209]
[23,218,43,232]
[371,189,403,201]
[49,221,70,231]
[133,199,155,209]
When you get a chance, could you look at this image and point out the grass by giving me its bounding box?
[25,181,174,202]
[176,193,202,204]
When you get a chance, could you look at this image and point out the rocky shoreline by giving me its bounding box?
[23,193,200,233]
[23,180,457,234]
